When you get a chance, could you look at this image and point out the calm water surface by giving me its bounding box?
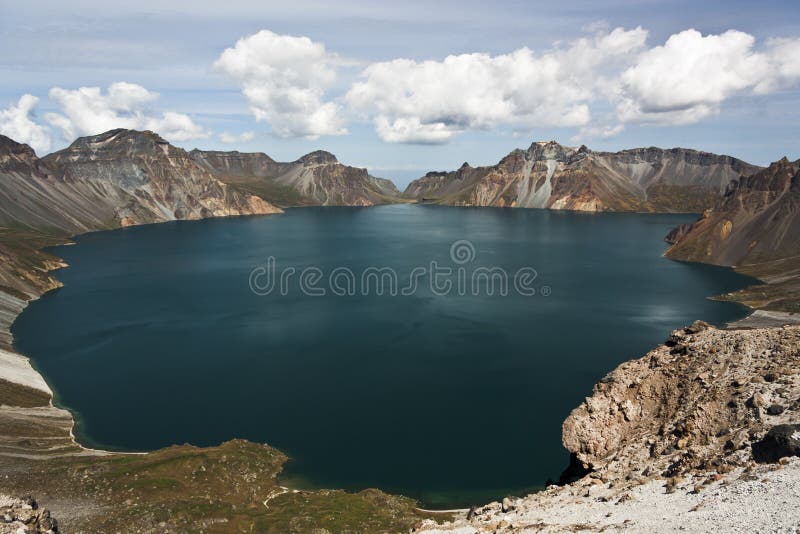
[13,205,755,507]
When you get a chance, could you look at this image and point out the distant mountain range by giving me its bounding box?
[404,141,760,213]
[0,129,281,236]
[189,148,402,207]
[4,127,798,309]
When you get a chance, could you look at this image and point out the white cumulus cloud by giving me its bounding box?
[755,37,800,93]
[0,95,52,154]
[213,30,347,139]
[346,27,647,143]
[616,29,784,125]
[214,26,800,143]
[45,82,210,141]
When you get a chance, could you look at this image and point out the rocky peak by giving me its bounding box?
[46,129,179,165]
[0,134,37,161]
[526,140,577,163]
[735,156,799,193]
[296,150,338,165]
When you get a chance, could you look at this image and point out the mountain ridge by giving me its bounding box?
[665,156,800,312]
[190,147,403,207]
[405,140,761,213]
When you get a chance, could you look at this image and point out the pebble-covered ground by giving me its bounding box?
[417,457,800,533]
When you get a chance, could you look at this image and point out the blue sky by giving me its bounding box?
[1,0,799,187]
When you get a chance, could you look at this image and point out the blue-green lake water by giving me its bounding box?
[13,205,755,507]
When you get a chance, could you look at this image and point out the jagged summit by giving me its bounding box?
[0,130,280,234]
[406,139,761,212]
[667,155,800,269]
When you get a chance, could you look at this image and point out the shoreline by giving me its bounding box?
[0,207,800,532]
[0,208,771,502]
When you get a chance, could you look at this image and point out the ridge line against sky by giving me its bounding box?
[1,0,798,187]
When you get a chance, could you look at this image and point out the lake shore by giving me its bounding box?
[0,208,798,531]
[418,321,800,532]
[0,223,442,532]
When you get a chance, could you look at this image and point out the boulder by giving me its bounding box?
[752,424,800,463]
[767,404,786,416]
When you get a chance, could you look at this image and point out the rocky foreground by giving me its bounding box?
[417,322,800,533]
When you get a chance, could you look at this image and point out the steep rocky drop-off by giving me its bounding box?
[417,322,800,533]
[41,129,282,228]
[190,148,402,207]
[666,158,800,266]
[405,141,759,213]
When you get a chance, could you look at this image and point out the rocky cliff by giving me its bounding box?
[42,129,282,227]
[0,130,280,237]
[0,135,108,234]
[190,148,402,207]
[405,141,759,213]
[417,322,800,533]
[666,158,800,266]
[665,158,800,312]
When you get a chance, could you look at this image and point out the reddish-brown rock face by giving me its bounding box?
[41,129,282,226]
[0,130,281,235]
[405,141,759,213]
[666,158,800,267]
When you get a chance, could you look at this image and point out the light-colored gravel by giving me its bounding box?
[418,458,800,533]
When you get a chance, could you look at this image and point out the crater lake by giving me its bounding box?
[13,205,755,507]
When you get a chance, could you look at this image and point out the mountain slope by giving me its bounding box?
[42,129,281,227]
[666,158,800,266]
[0,135,112,234]
[405,141,759,213]
[0,129,281,303]
[190,149,403,207]
[665,158,800,311]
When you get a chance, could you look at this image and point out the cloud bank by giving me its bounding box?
[346,27,647,143]
[1,82,210,154]
[45,82,210,142]
[218,26,800,144]
[4,26,800,152]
